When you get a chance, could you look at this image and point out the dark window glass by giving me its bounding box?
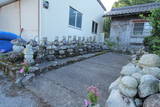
[133,23,144,35]
[69,7,82,29]
[76,12,82,28]
[92,21,95,33]
[92,21,98,34]
[69,8,76,26]
[95,23,98,34]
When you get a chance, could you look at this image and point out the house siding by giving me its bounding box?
[40,0,104,41]
[0,1,20,35]
[109,16,151,50]
[0,0,39,41]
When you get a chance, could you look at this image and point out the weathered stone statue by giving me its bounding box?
[24,44,34,64]
[11,38,26,53]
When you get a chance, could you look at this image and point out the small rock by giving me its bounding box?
[106,89,136,107]
[29,67,39,73]
[121,63,141,76]
[143,94,160,107]
[0,71,4,76]
[22,73,35,84]
[142,67,160,79]
[139,54,160,67]
[138,75,159,98]
[11,38,27,46]
[13,45,24,52]
[134,98,142,107]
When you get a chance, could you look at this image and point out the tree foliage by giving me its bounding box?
[103,17,111,38]
[113,0,159,8]
[143,8,160,55]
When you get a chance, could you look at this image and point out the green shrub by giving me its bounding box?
[144,36,160,55]
[143,8,160,56]
[105,40,116,49]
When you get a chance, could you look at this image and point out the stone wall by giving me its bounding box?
[106,54,160,107]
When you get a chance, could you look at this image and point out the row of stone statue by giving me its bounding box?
[11,36,107,64]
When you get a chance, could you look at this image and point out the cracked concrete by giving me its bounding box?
[0,53,130,107]
[25,52,130,107]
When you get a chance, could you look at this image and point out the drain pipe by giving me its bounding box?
[19,0,23,37]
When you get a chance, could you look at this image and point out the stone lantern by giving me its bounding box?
[24,44,34,64]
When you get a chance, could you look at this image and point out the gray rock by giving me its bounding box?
[106,89,136,107]
[139,54,160,67]
[121,63,141,76]
[142,67,160,79]
[11,38,27,46]
[119,84,137,98]
[138,75,159,98]
[29,67,39,73]
[131,73,143,83]
[13,45,24,52]
[22,73,35,84]
[121,76,138,88]
[119,76,138,97]
[143,94,160,107]
[109,76,122,92]
[134,98,142,107]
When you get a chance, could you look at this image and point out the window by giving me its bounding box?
[133,22,152,36]
[133,23,144,35]
[92,21,98,34]
[69,7,82,29]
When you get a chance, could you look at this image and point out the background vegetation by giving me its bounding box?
[143,8,160,55]
[112,0,160,8]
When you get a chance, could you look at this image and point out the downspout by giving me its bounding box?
[19,0,23,36]
[38,0,40,43]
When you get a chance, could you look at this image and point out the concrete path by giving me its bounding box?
[26,53,130,107]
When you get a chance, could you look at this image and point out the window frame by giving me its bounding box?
[92,21,98,34]
[69,7,83,30]
[133,22,144,36]
[131,20,152,37]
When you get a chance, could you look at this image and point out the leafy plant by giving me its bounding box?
[105,39,116,49]
[143,8,160,56]
[18,62,30,74]
[103,17,111,38]
[84,86,100,107]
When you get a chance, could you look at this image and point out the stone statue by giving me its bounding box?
[24,44,34,64]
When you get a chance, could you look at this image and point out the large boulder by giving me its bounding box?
[142,67,160,79]
[121,76,138,88]
[121,63,141,76]
[106,90,136,107]
[109,76,122,92]
[138,75,159,98]
[131,73,143,83]
[119,76,138,97]
[139,54,160,67]
[143,94,160,107]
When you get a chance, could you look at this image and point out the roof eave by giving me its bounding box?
[0,0,18,8]
[104,11,150,17]
[97,0,106,11]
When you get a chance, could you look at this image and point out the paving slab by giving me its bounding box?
[26,52,130,107]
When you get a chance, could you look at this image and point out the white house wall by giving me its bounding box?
[40,0,104,41]
[0,1,20,35]
[0,0,39,41]
[20,0,39,41]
